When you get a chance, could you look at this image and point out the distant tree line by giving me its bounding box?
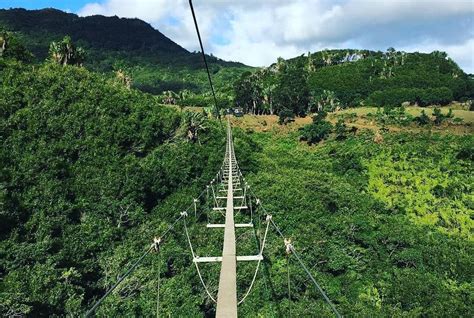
[233,48,474,119]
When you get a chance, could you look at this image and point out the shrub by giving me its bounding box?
[335,119,348,140]
[278,108,295,125]
[367,87,454,107]
[432,108,453,125]
[300,111,333,144]
[415,110,431,126]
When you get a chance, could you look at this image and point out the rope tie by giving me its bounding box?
[152,237,162,252]
[284,238,292,255]
[193,199,198,218]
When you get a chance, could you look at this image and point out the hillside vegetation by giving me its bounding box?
[238,130,473,317]
[234,49,473,119]
[0,52,228,315]
[0,14,473,317]
[0,8,251,97]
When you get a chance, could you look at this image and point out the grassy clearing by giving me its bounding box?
[334,106,474,124]
[328,106,473,135]
[225,106,474,135]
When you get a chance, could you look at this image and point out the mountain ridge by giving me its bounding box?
[0,8,249,95]
[0,8,187,57]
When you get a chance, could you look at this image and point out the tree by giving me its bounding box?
[49,36,85,66]
[414,110,430,126]
[276,57,287,72]
[115,69,132,89]
[305,52,317,72]
[300,110,332,144]
[433,108,443,125]
[309,89,341,113]
[335,119,348,140]
[278,108,295,125]
[234,72,256,113]
[177,112,207,143]
[0,29,33,62]
[274,68,309,117]
[162,90,178,105]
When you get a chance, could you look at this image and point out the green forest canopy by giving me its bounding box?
[234,49,474,117]
[0,21,473,317]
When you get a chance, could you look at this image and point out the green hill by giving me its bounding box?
[234,49,473,116]
[0,8,251,95]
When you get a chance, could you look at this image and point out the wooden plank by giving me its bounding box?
[236,255,263,262]
[193,255,262,262]
[193,256,222,263]
[207,223,254,228]
[213,206,247,211]
[216,196,244,199]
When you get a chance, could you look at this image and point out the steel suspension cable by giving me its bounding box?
[183,216,217,303]
[156,249,161,318]
[188,0,221,120]
[237,217,271,305]
[85,246,152,317]
[269,218,342,318]
[85,214,184,317]
[86,126,225,315]
[243,187,341,316]
[287,254,292,317]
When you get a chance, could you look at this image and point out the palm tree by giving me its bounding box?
[49,36,85,66]
[306,52,316,72]
[309,90,340,113]
[162,91,177,105]
[115,69,132,89]
[0,32,7,57]
[177,112,207,143]
[322,50,333,66]
[276,57,287,72]
[179,89,193,101]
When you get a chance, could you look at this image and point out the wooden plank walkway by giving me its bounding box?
[216,121,238,317]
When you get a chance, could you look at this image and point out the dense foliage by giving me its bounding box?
[300,111,334,144]
[234,49,473,117]
[48,36,85,66]
[240,130,473,317]
[0,28,32,62]
[0,56,227,316]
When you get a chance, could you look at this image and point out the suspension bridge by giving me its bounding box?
[85,2,342,316]
[85,118,341,317]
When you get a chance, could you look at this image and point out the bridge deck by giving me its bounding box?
[216,120,238,317]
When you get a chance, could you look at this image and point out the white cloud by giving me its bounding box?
[79,0,178,22]
[78,0,474,72]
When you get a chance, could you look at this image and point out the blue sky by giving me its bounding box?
[1,0,473,72]
[1,0,88,12]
